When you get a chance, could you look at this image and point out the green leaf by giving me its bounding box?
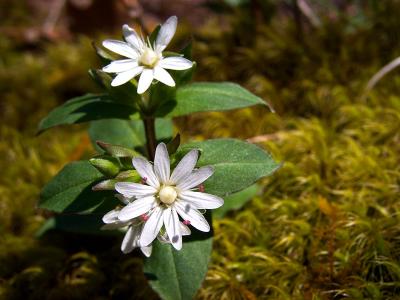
[39,161,116,213]
[214,184,259,219]
[166,134,181,155]
[144,236,212,300]
[88,118,173,152]
[161,82,272,117]
[38,94,136,133]
[178,139,280,197]
[149,25,161,44]
[181,41,193,60]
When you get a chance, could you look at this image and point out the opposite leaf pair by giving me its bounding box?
[102,143,224,256]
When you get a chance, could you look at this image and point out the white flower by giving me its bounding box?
[114,143,224,250]
[102,16,193,94]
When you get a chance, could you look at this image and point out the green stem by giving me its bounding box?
[144,117,156,160]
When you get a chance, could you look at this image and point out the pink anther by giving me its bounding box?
[141,177,147,184]
[140,214,149,221]
[183,220,191,225]
[198,184,205,193]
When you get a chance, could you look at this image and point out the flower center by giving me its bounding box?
[159,186,177,205]
[139,48,159,68]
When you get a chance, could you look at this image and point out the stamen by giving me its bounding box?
[183,220,191,225]
[147,36,152,49]
[141,177,147,184]
[198,184,205,193]
[140,214,149,221]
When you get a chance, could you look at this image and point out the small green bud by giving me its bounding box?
[116,170,141,181]
[92,179,117,191]
[89,156,120,177]
[96,141,141,158]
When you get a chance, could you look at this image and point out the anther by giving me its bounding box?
[198,184,205,193]
[140,214,149,221]
[141,177,147,184]
[183,220,191,225]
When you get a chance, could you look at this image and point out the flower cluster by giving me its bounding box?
[102,16,193,94]
[102,143,224,256]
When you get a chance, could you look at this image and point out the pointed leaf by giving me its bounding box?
[39,161,115,213]
[38,94,136,133]
[177,139,280,197]
[167,134,181,155]
[144,231,212,300]
[160,82,272,117]
[89,118,173,152]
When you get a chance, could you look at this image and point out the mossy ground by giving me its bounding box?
[1,2,400,299]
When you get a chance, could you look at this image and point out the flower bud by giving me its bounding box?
[92,179,117,191]
[96,141,141,158]
[89,156,120,177]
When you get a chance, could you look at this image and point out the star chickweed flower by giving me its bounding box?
[102,16,193,94]
[114,143,224,251]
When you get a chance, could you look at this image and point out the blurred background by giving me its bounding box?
[1,0,400,299]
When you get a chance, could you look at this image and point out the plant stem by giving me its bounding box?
[144,117,156,160]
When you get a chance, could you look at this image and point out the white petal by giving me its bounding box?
[140,245,152,257]
[137,68,154,94]
[102,59,138,73]
[131,157,159,188]
[102,209,120,224]
[177,166,214,191]
[102,39,138,59]
[155,16,177,53]
[115,182,157,198]
[121,226,139,254]
[180,222,191,236]
[118,196,156,221]
[122,24,144,51]
[140,207,164,246]
[154,143,170,184]
[179,191,224,209]
[163,207,182,250]
[111,66,144,86]
[174,201,210,232]
[159,57,193,70]
[153,67,175,87]
[170,149,199,184]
